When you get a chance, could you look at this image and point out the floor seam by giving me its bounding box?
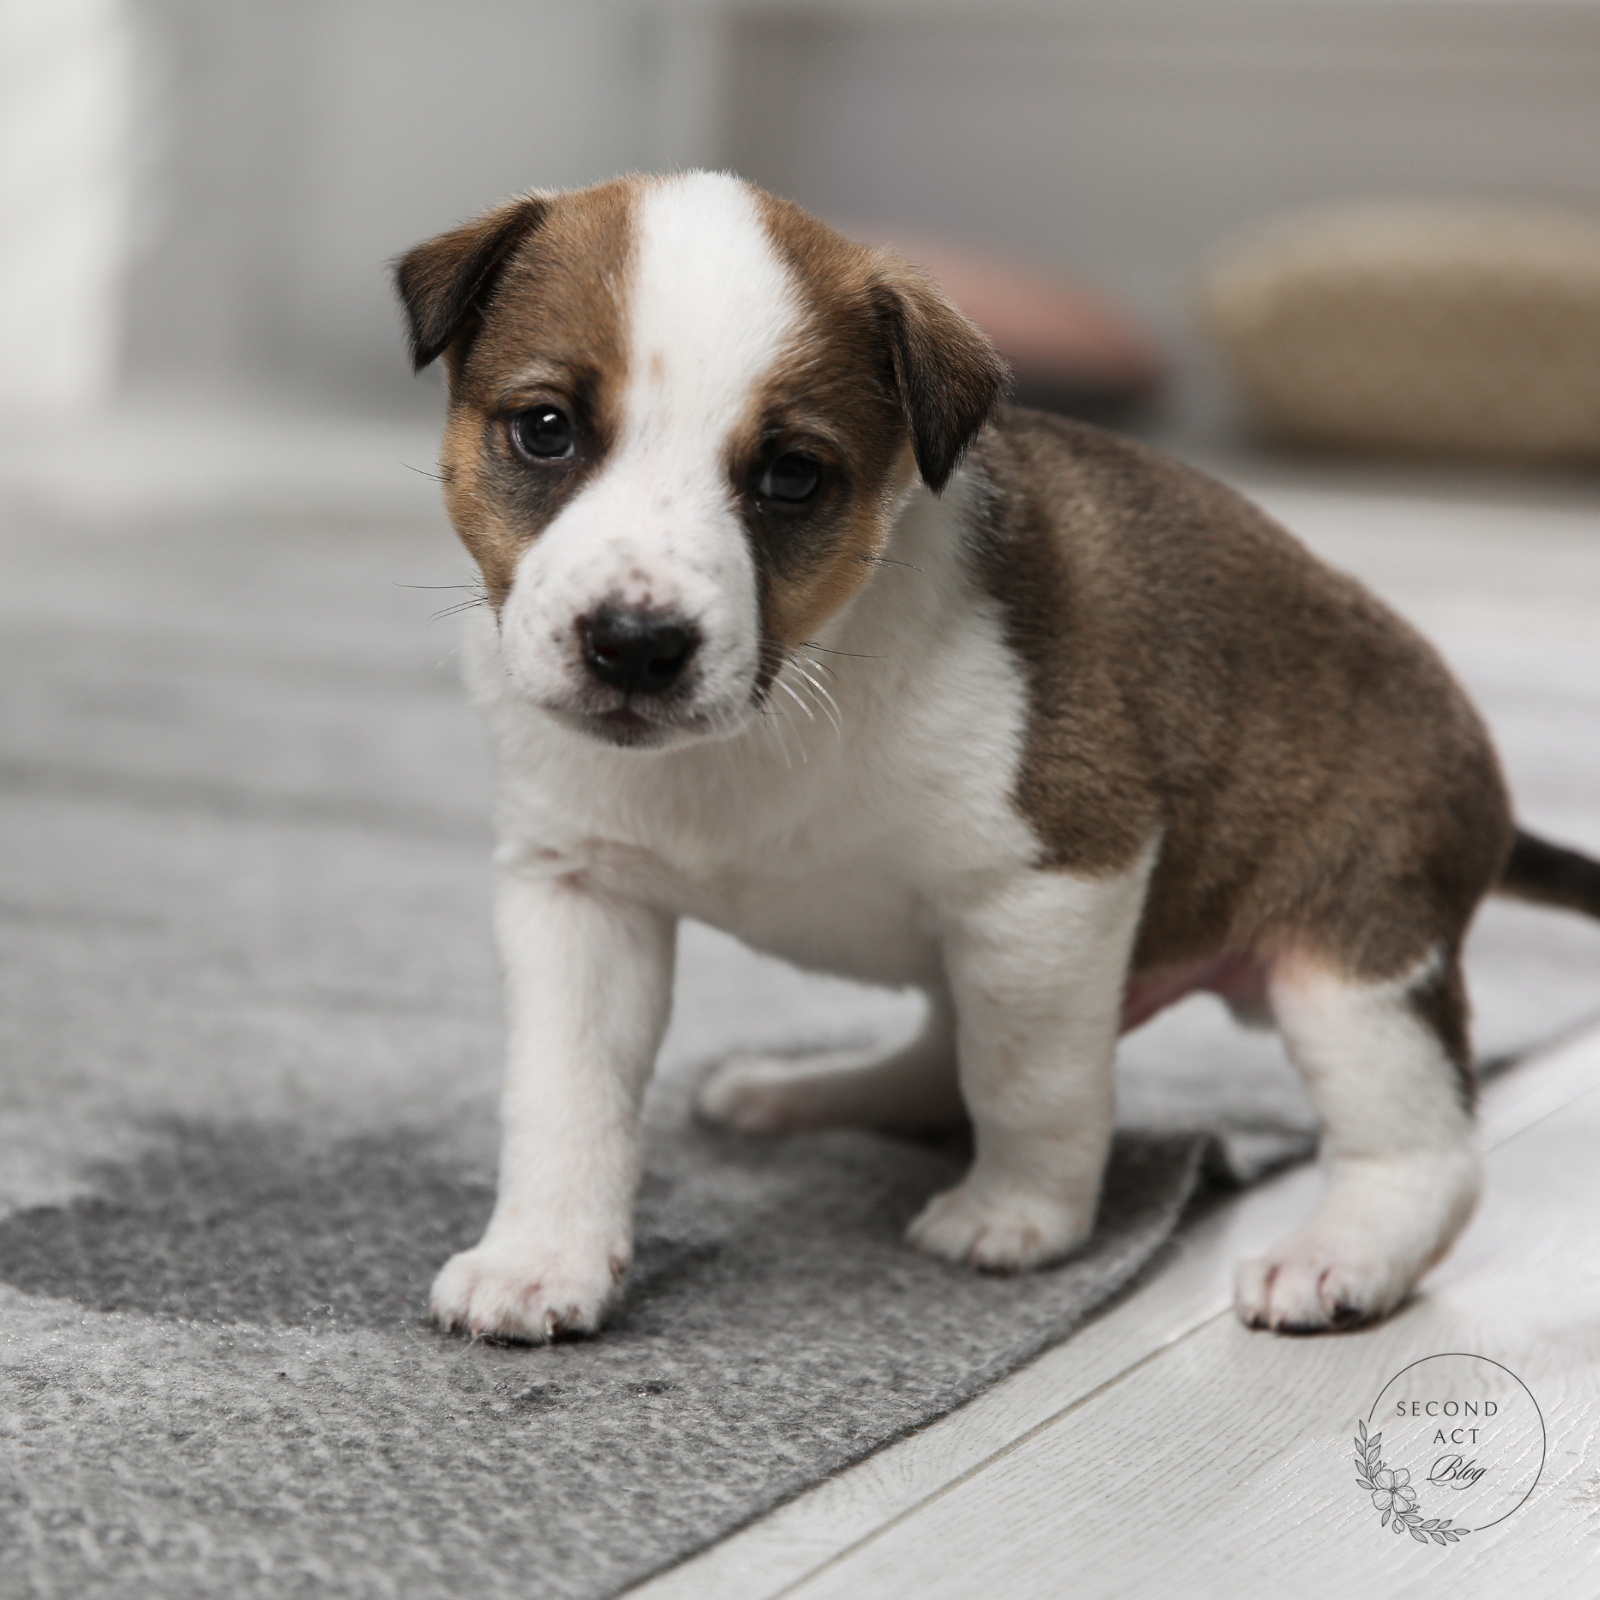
[768,1306,1233,1600]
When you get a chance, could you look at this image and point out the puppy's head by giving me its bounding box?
[395,172,1006,750]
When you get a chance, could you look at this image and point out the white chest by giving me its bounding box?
[487,721,965,986]
[465,485,1043,989]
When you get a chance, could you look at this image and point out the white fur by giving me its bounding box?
[429,174,1480,1343]
[496,172,803,742]
[1234,952,1482,1331]
[468,473,1050,986]
[433,435,1132,1332]
[697,984,964,1136]
[431,875,675,1340]
[904,846,1156,1269]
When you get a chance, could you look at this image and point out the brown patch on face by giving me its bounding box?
[400,177,1005,683]
[966,411,1514,991]
[398,178,643,608]
[731,194,1005,671]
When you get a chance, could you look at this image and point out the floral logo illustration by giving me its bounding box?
[1354,1419,1471,1543]
[1353,1353,1545,1546]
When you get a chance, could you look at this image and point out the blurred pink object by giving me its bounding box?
[848,226,1165,420]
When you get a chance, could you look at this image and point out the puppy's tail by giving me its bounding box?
[1499,828,1600,919]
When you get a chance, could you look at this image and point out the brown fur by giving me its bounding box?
[396,179,642,608]
[966,412,1514,1014]
[733,194,1006,667]
[727,194,915,663]
[395,195,550,372]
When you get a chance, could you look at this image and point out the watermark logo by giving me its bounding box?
[1354,1353,1545,1544]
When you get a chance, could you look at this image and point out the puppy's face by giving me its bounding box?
[396,173,1005,750]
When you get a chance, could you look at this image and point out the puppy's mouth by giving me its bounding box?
[579,704,674,749]
[545,697,746,751]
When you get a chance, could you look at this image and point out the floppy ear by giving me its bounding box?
[870,263,1010,493]
[393,195,549,372]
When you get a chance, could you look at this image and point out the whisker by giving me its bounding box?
[399,460,446,483]
[797,639,881,661]
[773,675,816,721]
[791,651,838,682]
[786,655,831,696]
[429,597,489,622]
[786,658,842,735]
[764,707,794,769]
[805,689,843,738]
[772,696,807,766]
[804,688,842,739]
[390,576,490,625]
[856,553,924,574]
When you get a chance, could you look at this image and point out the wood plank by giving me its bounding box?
[781,1039,1600,1599]
[628,1028,1600,1599]
[626,1172,1321,1600]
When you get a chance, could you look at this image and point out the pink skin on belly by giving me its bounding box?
[1120,951,1268,1035]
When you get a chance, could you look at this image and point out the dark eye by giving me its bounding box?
[757,452,822,504]
[510,406,575,460]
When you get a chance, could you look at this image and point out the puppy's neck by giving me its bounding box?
[806,468,981,665]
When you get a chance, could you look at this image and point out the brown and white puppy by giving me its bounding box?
[394,171,1600,1342]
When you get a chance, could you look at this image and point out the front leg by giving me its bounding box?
[907,857,1152,1271]
[431,870,675,1342]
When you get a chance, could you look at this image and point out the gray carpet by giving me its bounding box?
[2,427,1598,1599]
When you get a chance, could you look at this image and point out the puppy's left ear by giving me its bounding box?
[871,263,1010,493]
[394,195,549,372]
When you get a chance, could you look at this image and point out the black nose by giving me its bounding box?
[579,607,698,695]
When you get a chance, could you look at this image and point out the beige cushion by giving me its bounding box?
[1202,203,1600,460]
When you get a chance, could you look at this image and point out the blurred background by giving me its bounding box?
[9,0,1600,446]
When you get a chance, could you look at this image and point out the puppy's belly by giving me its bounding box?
[673,869,942,991]
[1121,950,1269,1032]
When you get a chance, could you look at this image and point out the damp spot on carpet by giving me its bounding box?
[0,1122,496,1329]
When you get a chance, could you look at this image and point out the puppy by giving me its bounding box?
[394,171,1600,1342]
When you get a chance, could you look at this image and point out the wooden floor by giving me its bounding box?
[629,476,1600,1600]
[628,1024,1600,1600]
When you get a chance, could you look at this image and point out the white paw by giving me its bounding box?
[906,1179,1093,1271]
[1234,1232,1415,1333]
[696,1054,820,1134]
[429,1233,626,1343]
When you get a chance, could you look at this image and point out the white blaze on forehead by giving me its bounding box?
[621,172,804,465]
[496,172,806,728]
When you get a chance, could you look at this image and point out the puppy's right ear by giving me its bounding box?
[394,196,549,372]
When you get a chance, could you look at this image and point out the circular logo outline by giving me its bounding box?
[1357,1352,1546,1541]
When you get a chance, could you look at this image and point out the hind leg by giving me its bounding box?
[696,984,965,1135]
[1236,948,1481,1332]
